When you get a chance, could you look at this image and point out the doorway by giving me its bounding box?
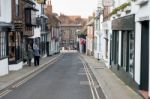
[140,21,149,91]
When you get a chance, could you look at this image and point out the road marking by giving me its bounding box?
[86,63,100,99]
[80,57,96,99]
[79,56,101,99]
[78,72,87,75]
[80,81,90,85]
[11,57,59,89]
[0,90,12,98]
[0,55,62,99]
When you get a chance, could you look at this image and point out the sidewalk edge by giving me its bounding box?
[0,54,62,91]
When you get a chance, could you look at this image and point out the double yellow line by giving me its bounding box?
[80,56,100,99]
[0,54,62,98]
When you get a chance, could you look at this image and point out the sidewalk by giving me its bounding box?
[0,54,61,91]
[81,54,143,99]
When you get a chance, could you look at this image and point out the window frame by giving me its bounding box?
[8,32,22,64]
[0,32,7,60]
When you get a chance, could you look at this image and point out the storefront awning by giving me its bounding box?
[28,35,41,39]
[39,14,48,19]
[25,6,38,11]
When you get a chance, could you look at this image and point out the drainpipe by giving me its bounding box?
[92,24,95,56]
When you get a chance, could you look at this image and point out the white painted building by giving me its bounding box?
[86,18,94,56]
[51,26,61,54]
[31,1,41,50]
[33,1,41,39]
[110,0,150,98]
[101,20,111,68]
[94,0,103,60]
[134,0,150,98]
[0,0,12,76]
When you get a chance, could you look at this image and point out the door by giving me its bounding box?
[140,21,149,91]
[122,31,127,70]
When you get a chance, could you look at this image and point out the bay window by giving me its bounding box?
[8,32,22,63]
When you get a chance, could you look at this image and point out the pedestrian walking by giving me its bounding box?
[27,45,33,66]
[33,44,40,66]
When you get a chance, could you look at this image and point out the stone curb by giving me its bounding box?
[80,54,143,99]
[79,54,110,99]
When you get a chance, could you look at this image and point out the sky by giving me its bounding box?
[50,0,98,18]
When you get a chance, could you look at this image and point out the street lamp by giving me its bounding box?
[96,6,103,19]
[95,4,103,60]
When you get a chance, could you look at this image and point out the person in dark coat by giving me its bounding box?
[27,45,33,66]
[33,44,40,66]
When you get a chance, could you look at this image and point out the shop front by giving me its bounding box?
[8,31,23,70]
[134,1,150,97]
[111,14,137,90]
[0,24,10,76]
[8,21,23,71]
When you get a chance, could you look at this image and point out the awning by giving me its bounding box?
[25,6,38,11]
[28,35,40,39]
[39,14,48,19]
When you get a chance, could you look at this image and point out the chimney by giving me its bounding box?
[46,0,52,14]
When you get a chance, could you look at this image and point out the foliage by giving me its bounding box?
[109,2,130,16]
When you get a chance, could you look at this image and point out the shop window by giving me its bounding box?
[0,32,7,59]
[8,32,22,63]
[31,10,36,25]
[121,31,135,75]
[112,31,119,65]
[128,31,135,75]
[122,31,128,70]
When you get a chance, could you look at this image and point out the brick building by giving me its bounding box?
[59,14,86,50]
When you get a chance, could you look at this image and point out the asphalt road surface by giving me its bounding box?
[1,53,105,99]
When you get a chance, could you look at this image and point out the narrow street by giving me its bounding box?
[0,53,105,99]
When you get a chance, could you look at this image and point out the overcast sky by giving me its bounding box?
[50,0,98,18]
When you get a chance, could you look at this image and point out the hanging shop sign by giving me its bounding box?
[14,20,23,31]
[112,14,135,30]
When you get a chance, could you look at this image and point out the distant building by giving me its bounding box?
[59,14,86,50]
[45,0,61,55]
[86,16,94,56]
